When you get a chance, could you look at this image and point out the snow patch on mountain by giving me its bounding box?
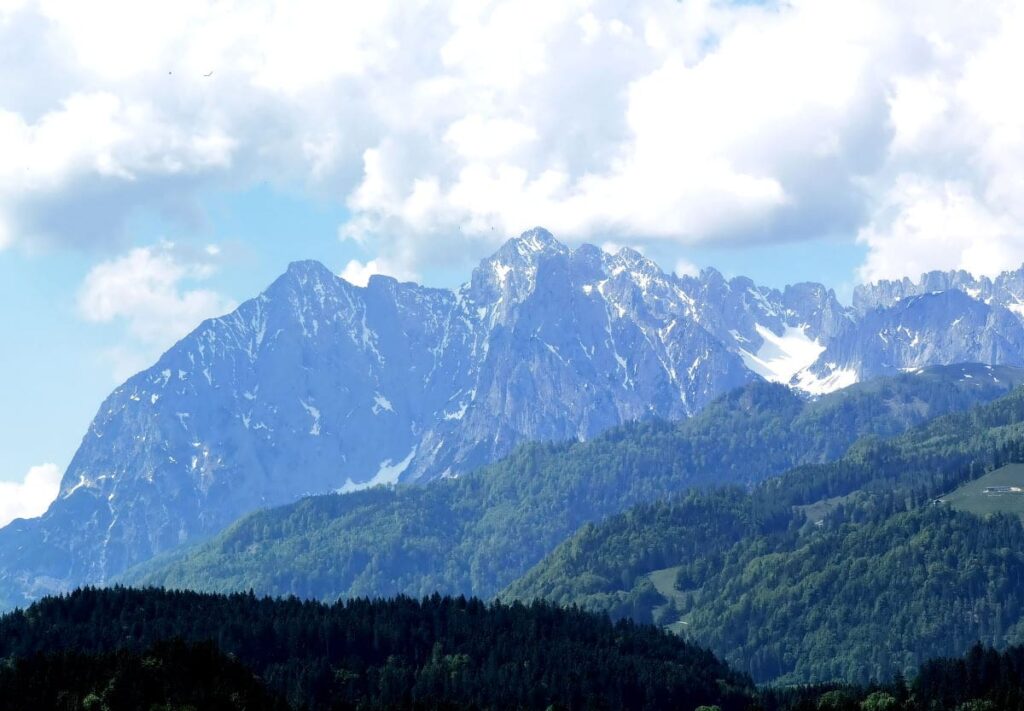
[739,325,825,384]
[300,400,321,435]
[336,448,416,493]
[793,364,859,395]
[372,394,394,415]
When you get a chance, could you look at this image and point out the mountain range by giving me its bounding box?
[119,365,1024,607]
[6,227,1024,611]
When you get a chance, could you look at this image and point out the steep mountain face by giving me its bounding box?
[836,264,1024,380]
[6,227,1024,611]
[0,228,780,607]
[406,233,759,479]
[800,290,1024,387]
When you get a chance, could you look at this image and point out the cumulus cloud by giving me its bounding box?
[2,1,1024,282]
[0,463,61,527]
[856,177,1018,282]
[674,259,700,279]
[77,242,236,378]
[340,257,418,287]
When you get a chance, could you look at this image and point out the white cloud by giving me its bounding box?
[77,243,236,378]
[674,259,700,279]
[0,463,60,527]
[2,1,1024,281]
[443,115,538,161]
[0,216,11,250]
[857,177,1018,282]
[340,258,417,287]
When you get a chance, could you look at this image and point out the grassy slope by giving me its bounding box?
[943,462,1024,519]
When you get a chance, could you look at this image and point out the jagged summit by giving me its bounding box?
[604,245,662,276]
[485,227,566,264]
[285,258,333,275]
[278,258,343,290]
[853,262,1024,313]
[479,229,674,299]
[513,226,562,252]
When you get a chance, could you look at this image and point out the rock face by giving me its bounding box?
[853,266,1024,315]
[4,227,1024,608]
[804,291,1024,387]
[810,266,1024,386]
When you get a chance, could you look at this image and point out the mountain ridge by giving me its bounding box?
[854,262,1024,314]
[7,227,1024,610]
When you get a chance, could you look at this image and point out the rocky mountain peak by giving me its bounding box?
[279,259,342,290]
[513,226,563,254]
[605,246,663,281]
[697,266,728,288]
[852,264,1024,313]
[469,228,572,307]
[487,227,568,267]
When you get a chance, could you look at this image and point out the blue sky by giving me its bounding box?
[2,0,1024,518]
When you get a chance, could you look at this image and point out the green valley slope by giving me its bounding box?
[504,385,1024,684]
[943,462,1024,519]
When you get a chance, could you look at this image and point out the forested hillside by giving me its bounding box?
[687,506,1024,684]
[506,387,1024,683]
[502,488,798,622]
[120,368,1018,603]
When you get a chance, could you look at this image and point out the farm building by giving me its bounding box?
[983,486,1024,495]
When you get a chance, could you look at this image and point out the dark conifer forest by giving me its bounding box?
[4,587,1024,710]
[0,587,753,710]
